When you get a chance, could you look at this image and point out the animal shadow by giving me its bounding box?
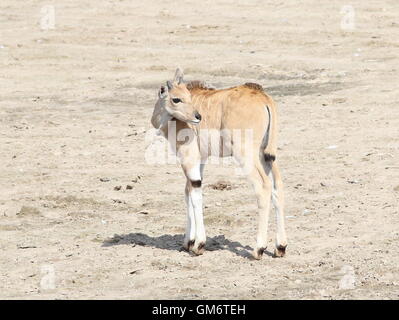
[102,233,273,259]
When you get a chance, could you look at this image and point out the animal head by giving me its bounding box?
[156,68,202,124]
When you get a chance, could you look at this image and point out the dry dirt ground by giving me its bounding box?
[1,0,398,299]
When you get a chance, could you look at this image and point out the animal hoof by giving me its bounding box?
[253,247,266,260]
[183,239,195,252]
[191,242,205,255]
[274,245,287,258]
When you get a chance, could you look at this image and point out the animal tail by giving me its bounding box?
[263,102,277,162]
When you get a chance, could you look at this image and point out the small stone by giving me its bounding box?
[16,206,41,217]
[209,181,232,191]
[303,209,312,215]
[114,186,122,191]
[325,145,338,150]
[17,244,37,249]
[129,269,142,275]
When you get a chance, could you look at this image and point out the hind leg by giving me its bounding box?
[270,161,287,257]
[246,159,273,260]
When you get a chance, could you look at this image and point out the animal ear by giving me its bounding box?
[166,80,173,90]
[173,67,184,84]
[158,85,168,99]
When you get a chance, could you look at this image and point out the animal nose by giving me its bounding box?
[195,111,202,121]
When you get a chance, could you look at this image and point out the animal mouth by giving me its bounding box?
[166,109,200,124]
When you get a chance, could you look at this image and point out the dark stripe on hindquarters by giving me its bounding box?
[264,153,276,162]
[191,180,202,188]
[263,105,275,163]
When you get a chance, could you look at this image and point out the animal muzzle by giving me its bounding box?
[194,111,202,122]
[189,111,202,124]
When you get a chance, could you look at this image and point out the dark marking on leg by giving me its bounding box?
[191,242,206,256]
[183,239,195,252]
[253,247,266,260]
[195,242,206,256]
[187,239,195,251]
[274,245,287,258]
[264,153,276,162]
[198,242,205,251]
[191,180,202,188]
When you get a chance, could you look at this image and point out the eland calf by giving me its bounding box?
[151,68,287,259]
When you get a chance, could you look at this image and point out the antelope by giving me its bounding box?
[151,68,287,260]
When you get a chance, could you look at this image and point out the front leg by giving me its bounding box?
[183,180,196,251]
[183,164,206,255]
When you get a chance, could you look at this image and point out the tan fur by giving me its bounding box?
[186,81,278,160]
[151,69,287,259]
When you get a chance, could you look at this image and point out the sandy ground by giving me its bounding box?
[0,0,398,299]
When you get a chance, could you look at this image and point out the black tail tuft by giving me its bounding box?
[264,153,276,162]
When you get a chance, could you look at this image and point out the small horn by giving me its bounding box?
[173,67,184,84]
[166,80,173,90]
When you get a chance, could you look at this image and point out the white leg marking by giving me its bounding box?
[184,184,196,249]
[190,187,206,245]
[247,160,272,259]
[270,164,287,252]
[187,166,202,182]
[186,165,206,253]
[254,179,271,251]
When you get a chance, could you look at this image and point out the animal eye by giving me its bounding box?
[172,98,182,104]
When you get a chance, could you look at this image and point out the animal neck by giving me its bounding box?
[189,89,224,129]
[190,90,215,110]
